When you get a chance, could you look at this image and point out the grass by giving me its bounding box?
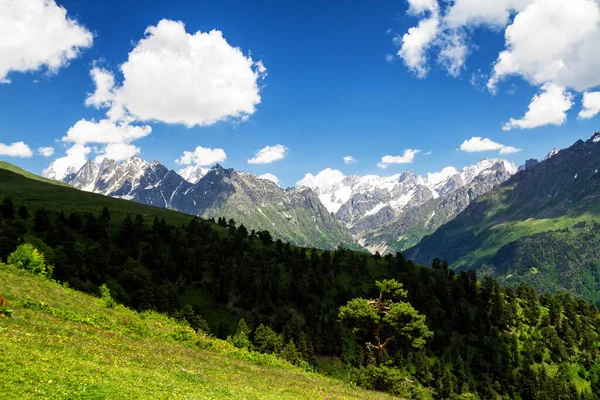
[452,212,600,270]
[0,166,198,227]
[0,264,398,399]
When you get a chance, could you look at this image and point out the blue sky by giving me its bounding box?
[1,0,599,187]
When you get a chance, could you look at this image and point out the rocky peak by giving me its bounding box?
[177,164,208,184]
[545,147,560,160]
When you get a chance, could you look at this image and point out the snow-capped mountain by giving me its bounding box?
[42,155,516,253]
[545,147,561,160]
[42,158,355,250]
[360,159,518,254]
[301,159,517,234]
[41,163,79,182]
[177,165,208,184]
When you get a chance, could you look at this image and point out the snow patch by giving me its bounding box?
[364,203,387,217]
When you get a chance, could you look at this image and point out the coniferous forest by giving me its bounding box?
[1,196,600,399]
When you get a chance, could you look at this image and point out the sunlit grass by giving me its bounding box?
[0,264,397,399]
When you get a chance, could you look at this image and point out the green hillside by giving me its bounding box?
[2,161,600,399]
[0,164,196,227]
[0,263,394,400]
[406,134,600,302]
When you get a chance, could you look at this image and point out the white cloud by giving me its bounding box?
[395,0,600,129]
[94,142,140,164]
[43,143,90,180]
[437,32,468,77]
[579,91,600,119]
[258,173,280,185]
[397,17,440,78]
[296,168,346,190]
[343,156,357,164]
[407,0,439,15]
[248,144,289,165]
[503,84,573,130]
[424,151,433,155]
[37,147,55,157]
[427,166,458,186]
[46,19,266,179]
[445,0,533,28]
[377,149,420,169]
[85,67,116,109]
[0,0,93,83]
[63,119,152,145]
[59,119,151,164]
[487,0,600,92]
[0,142,33,157]
[102,19,266,127]
[175,146,227,166]
[460,137,521,154]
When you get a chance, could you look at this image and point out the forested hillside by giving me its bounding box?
[406,133,600,303]
[2,166,600,399]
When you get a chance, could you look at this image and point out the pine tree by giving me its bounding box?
[17,205,29,220]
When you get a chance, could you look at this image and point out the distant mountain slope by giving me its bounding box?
[405,131,600,300]
[41,158,356,250]
[172,165,357,249]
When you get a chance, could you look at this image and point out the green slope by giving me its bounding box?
[0,264,395,400]
[0,164,197,227]
[0,161,72,188]
[405,133,600,301]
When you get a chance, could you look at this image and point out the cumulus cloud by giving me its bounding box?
[445,0,533,28]
[48,18,265,178]
[579,92,600,119]
[397,17,440,78]
[460,137,521,154]
[503,84,573,130]
[63,119,152,145]
[175,146,227,166]
[99,19,266,127]
[437,32,469,77]
[377,149,420,169]
[258,173,280,185]
[248,144,289,165]
[85,67,116,109]
[427,166,458,186]
[43,143,90,180]
[56,119,152,165]
[37,147,55,157]
[296,168,346,190]
[487,0,600,92]
[0,0,93,83]
[394,0,600,128]
[94,142,141,164]
[0,142,33,157]
[343,156,357,164]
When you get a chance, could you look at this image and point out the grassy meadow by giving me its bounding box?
[0,264,397,400]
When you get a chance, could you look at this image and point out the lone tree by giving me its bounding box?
[338,279,432,365]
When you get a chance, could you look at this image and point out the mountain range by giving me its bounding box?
[300,159,517,253]
[43,158,354,250]
[41,156,516,252]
